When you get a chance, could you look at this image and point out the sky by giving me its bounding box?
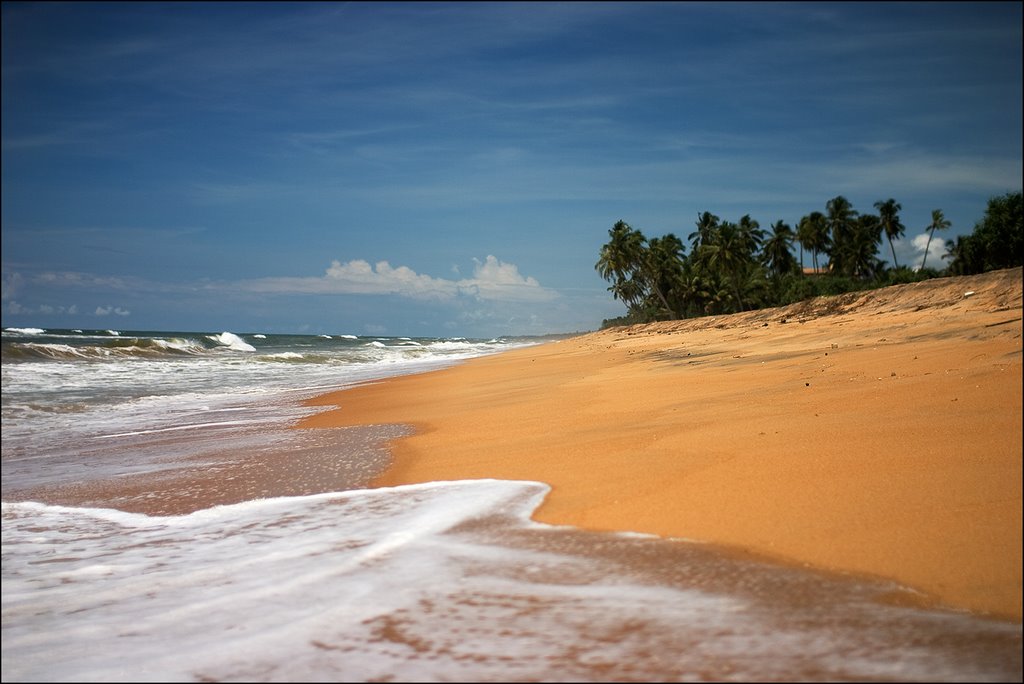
[2,2,1021,337]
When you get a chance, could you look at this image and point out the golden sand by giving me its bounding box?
[300,268,1023,621]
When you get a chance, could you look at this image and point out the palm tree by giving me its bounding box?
[826,196,859,276]
[920,209,951,271]
[736,214,766,257]
[595,220,646,309]
[762,220,798,277]
[643,234,684,319]
[797,211,829,273]
[688,211,720,251]
[701,221,751,312]
[874,198,905,269]
[848,214,883,279]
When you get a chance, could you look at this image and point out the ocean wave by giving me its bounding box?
[206,332,256,352]
[2,337,212,361]
[261,352,306,361]
[1,332,531,366]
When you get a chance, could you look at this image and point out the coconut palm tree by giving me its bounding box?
[920,209,951,271]
[643,234,685,319]
[848,213,883,279]
[826,196,859,276]
[736,214,766,257]
[797,211,829,273]
[762,220,798,277]
[688,211,720,251]
[595,220,646,310]
[701,221,751,312]
[874,198,905,269]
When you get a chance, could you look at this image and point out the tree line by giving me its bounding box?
[596,191,1022,327]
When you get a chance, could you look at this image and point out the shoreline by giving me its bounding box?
[299,268,1023,622]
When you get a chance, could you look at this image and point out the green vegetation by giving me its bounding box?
[945,191,1024,276]
[596,191,1023,328]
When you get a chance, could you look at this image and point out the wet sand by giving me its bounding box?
[300,268,1023,622]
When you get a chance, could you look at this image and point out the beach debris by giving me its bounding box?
[830,343,838,349]
[964,291,975,298]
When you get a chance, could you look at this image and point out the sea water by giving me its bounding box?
[2,327,1021,682]
[1,328,537,492]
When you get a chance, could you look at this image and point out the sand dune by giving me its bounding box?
[302,267,1023,621]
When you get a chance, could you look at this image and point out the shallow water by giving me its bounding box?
[1,328,538,492]
[3,481,1021,683]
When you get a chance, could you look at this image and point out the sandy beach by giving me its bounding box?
[301,267,1023,622]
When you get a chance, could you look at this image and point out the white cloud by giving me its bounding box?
[910,232,951,270]
[40,304,79,315]
[95,305,131,317]
[324,259,459,300]
[35,271,134,290]
[2,272,24,301]
[240,255,558,304]
[892,231,951,270]
[459,255,558,302]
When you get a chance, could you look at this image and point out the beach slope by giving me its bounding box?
[301,268,1023,620]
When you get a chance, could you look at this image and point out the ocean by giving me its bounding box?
[2,327,1021,682]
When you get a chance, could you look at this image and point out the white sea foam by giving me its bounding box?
[264,351,304,360]
[4,327,46,335]
[3,481,1019,683]
[207,331,256,352]
[91,419,263,439]
[152,337,207,354]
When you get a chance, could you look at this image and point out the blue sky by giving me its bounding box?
[2,2,1021,337]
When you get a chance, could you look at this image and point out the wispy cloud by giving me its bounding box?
[38,304,78,315]
[33,271,137,291]
[95,305,131,317]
